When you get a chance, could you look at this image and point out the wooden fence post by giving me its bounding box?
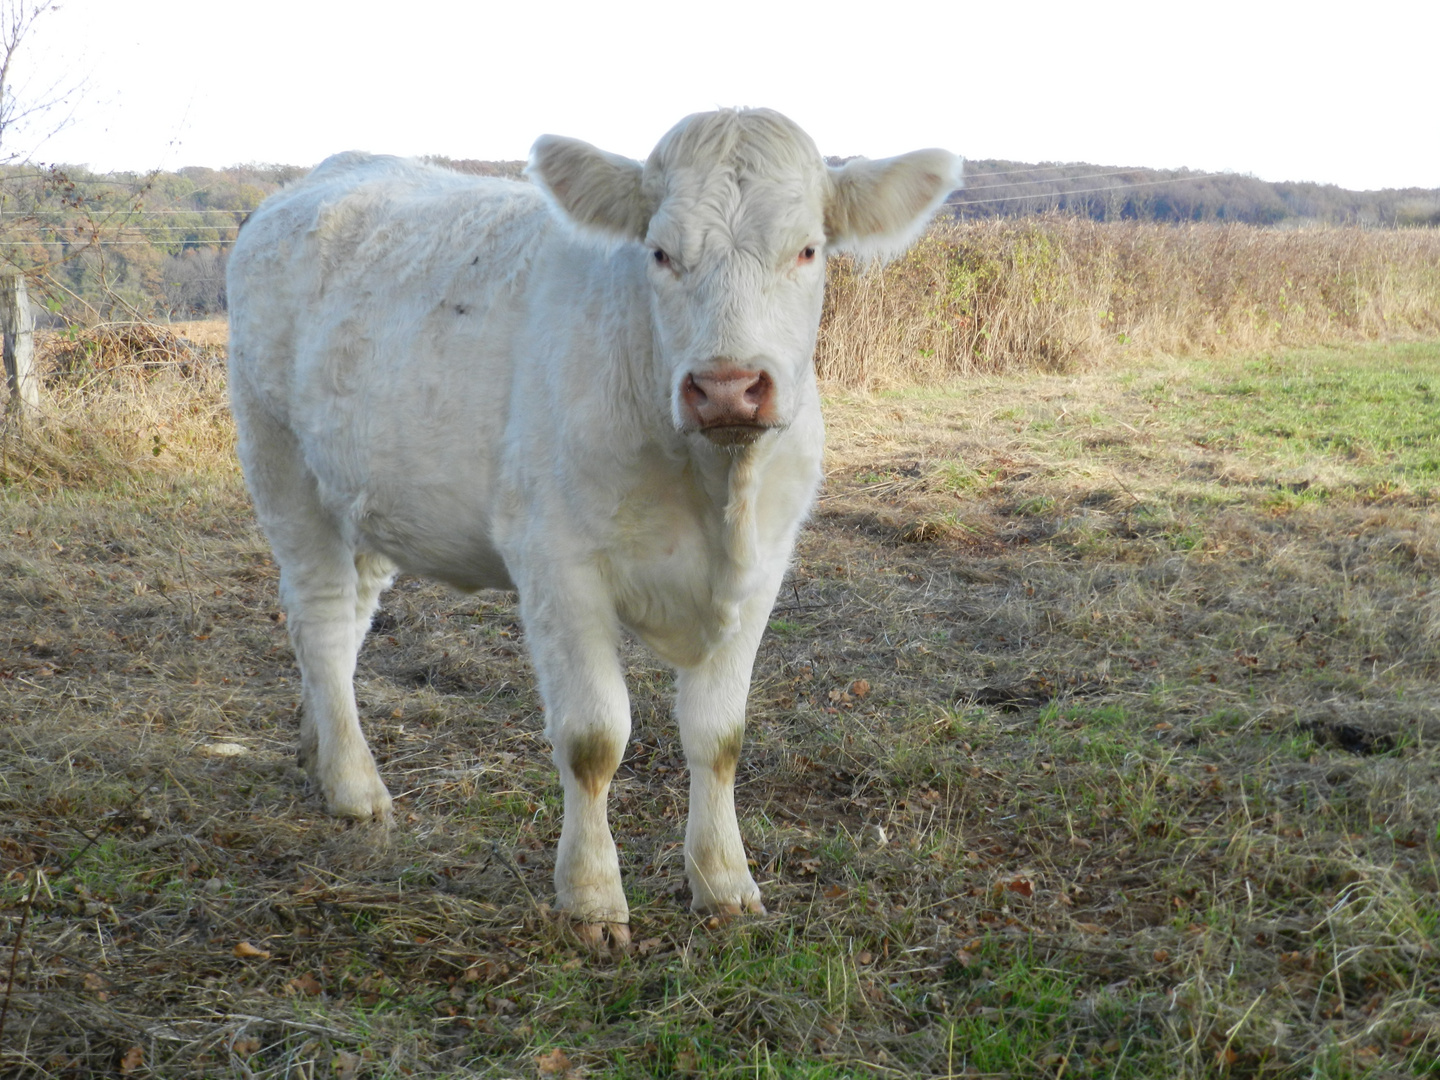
[2,273,39,417]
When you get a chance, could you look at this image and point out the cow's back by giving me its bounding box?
[229,153,550,422]
[228,154,555,590]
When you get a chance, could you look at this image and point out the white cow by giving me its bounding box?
[228,108,958,950]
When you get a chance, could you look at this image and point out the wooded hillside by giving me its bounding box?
[0,162,302,321]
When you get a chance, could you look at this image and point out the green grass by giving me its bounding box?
[1173,342,1440,487]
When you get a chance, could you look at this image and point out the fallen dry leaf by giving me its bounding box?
[1003,877,1035,898]
[333,1050,362,1080]
[119,1046,144,1074]
[535,1046,574,1076]
[1076,921,1110,935]
[288,972,323,996]
[233,941,271,959]
[849,678,870,698]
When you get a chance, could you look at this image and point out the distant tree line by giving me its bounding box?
[0,156,1432,323]
[943,161,1440,227]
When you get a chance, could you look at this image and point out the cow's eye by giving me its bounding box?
[652,248,670,266]
[798,246,817,263]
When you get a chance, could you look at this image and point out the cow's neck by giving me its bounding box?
[685,439,769,635]
[720,446,761,570]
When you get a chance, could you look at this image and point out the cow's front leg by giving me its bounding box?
[523,586,632,952]
[676,653,765,916]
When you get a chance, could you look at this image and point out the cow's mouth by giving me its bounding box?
[700,422,772,447]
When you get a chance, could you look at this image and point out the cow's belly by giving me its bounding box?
[289,338,517,593]
[296,413,515,593]
[366,525,513,593]
[342,478,512,593]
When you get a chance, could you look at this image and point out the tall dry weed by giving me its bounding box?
[818,219,1440,388]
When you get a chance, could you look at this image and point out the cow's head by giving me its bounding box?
[528,109,959,447]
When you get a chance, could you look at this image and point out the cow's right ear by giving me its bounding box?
[527,135,649,241]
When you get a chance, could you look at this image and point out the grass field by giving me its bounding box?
[3,340,1440,1077]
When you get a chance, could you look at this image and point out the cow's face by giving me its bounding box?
[639,114,830,446]
[528,109,960,447]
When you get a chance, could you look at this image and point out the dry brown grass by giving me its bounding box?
[164,319,230,350]
[818,220,1440,387]
[0,325,232,492]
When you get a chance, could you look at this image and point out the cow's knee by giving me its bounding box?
[563,725,626,797]
[690,725,744,781]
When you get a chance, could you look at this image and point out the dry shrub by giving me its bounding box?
[41,321,223,383]
[818,218,1440,388]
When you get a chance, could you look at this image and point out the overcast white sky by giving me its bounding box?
[14,0,1439,191]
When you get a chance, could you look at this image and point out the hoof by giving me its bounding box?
[569,920,632,957]
[693,886,767,917]
[696,896,767,925]
[324,779,394,824]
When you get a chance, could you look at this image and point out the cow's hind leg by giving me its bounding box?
[282,547,395,823]
[240,414,394,823]
[520,577,632,952]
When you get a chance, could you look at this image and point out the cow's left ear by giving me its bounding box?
[527,135,650,241]
[825,149,962,262]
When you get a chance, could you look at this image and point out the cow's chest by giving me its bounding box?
[601,463,777,670]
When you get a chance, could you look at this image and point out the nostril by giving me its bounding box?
[743,373,772,408]
[683,374,709,407]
